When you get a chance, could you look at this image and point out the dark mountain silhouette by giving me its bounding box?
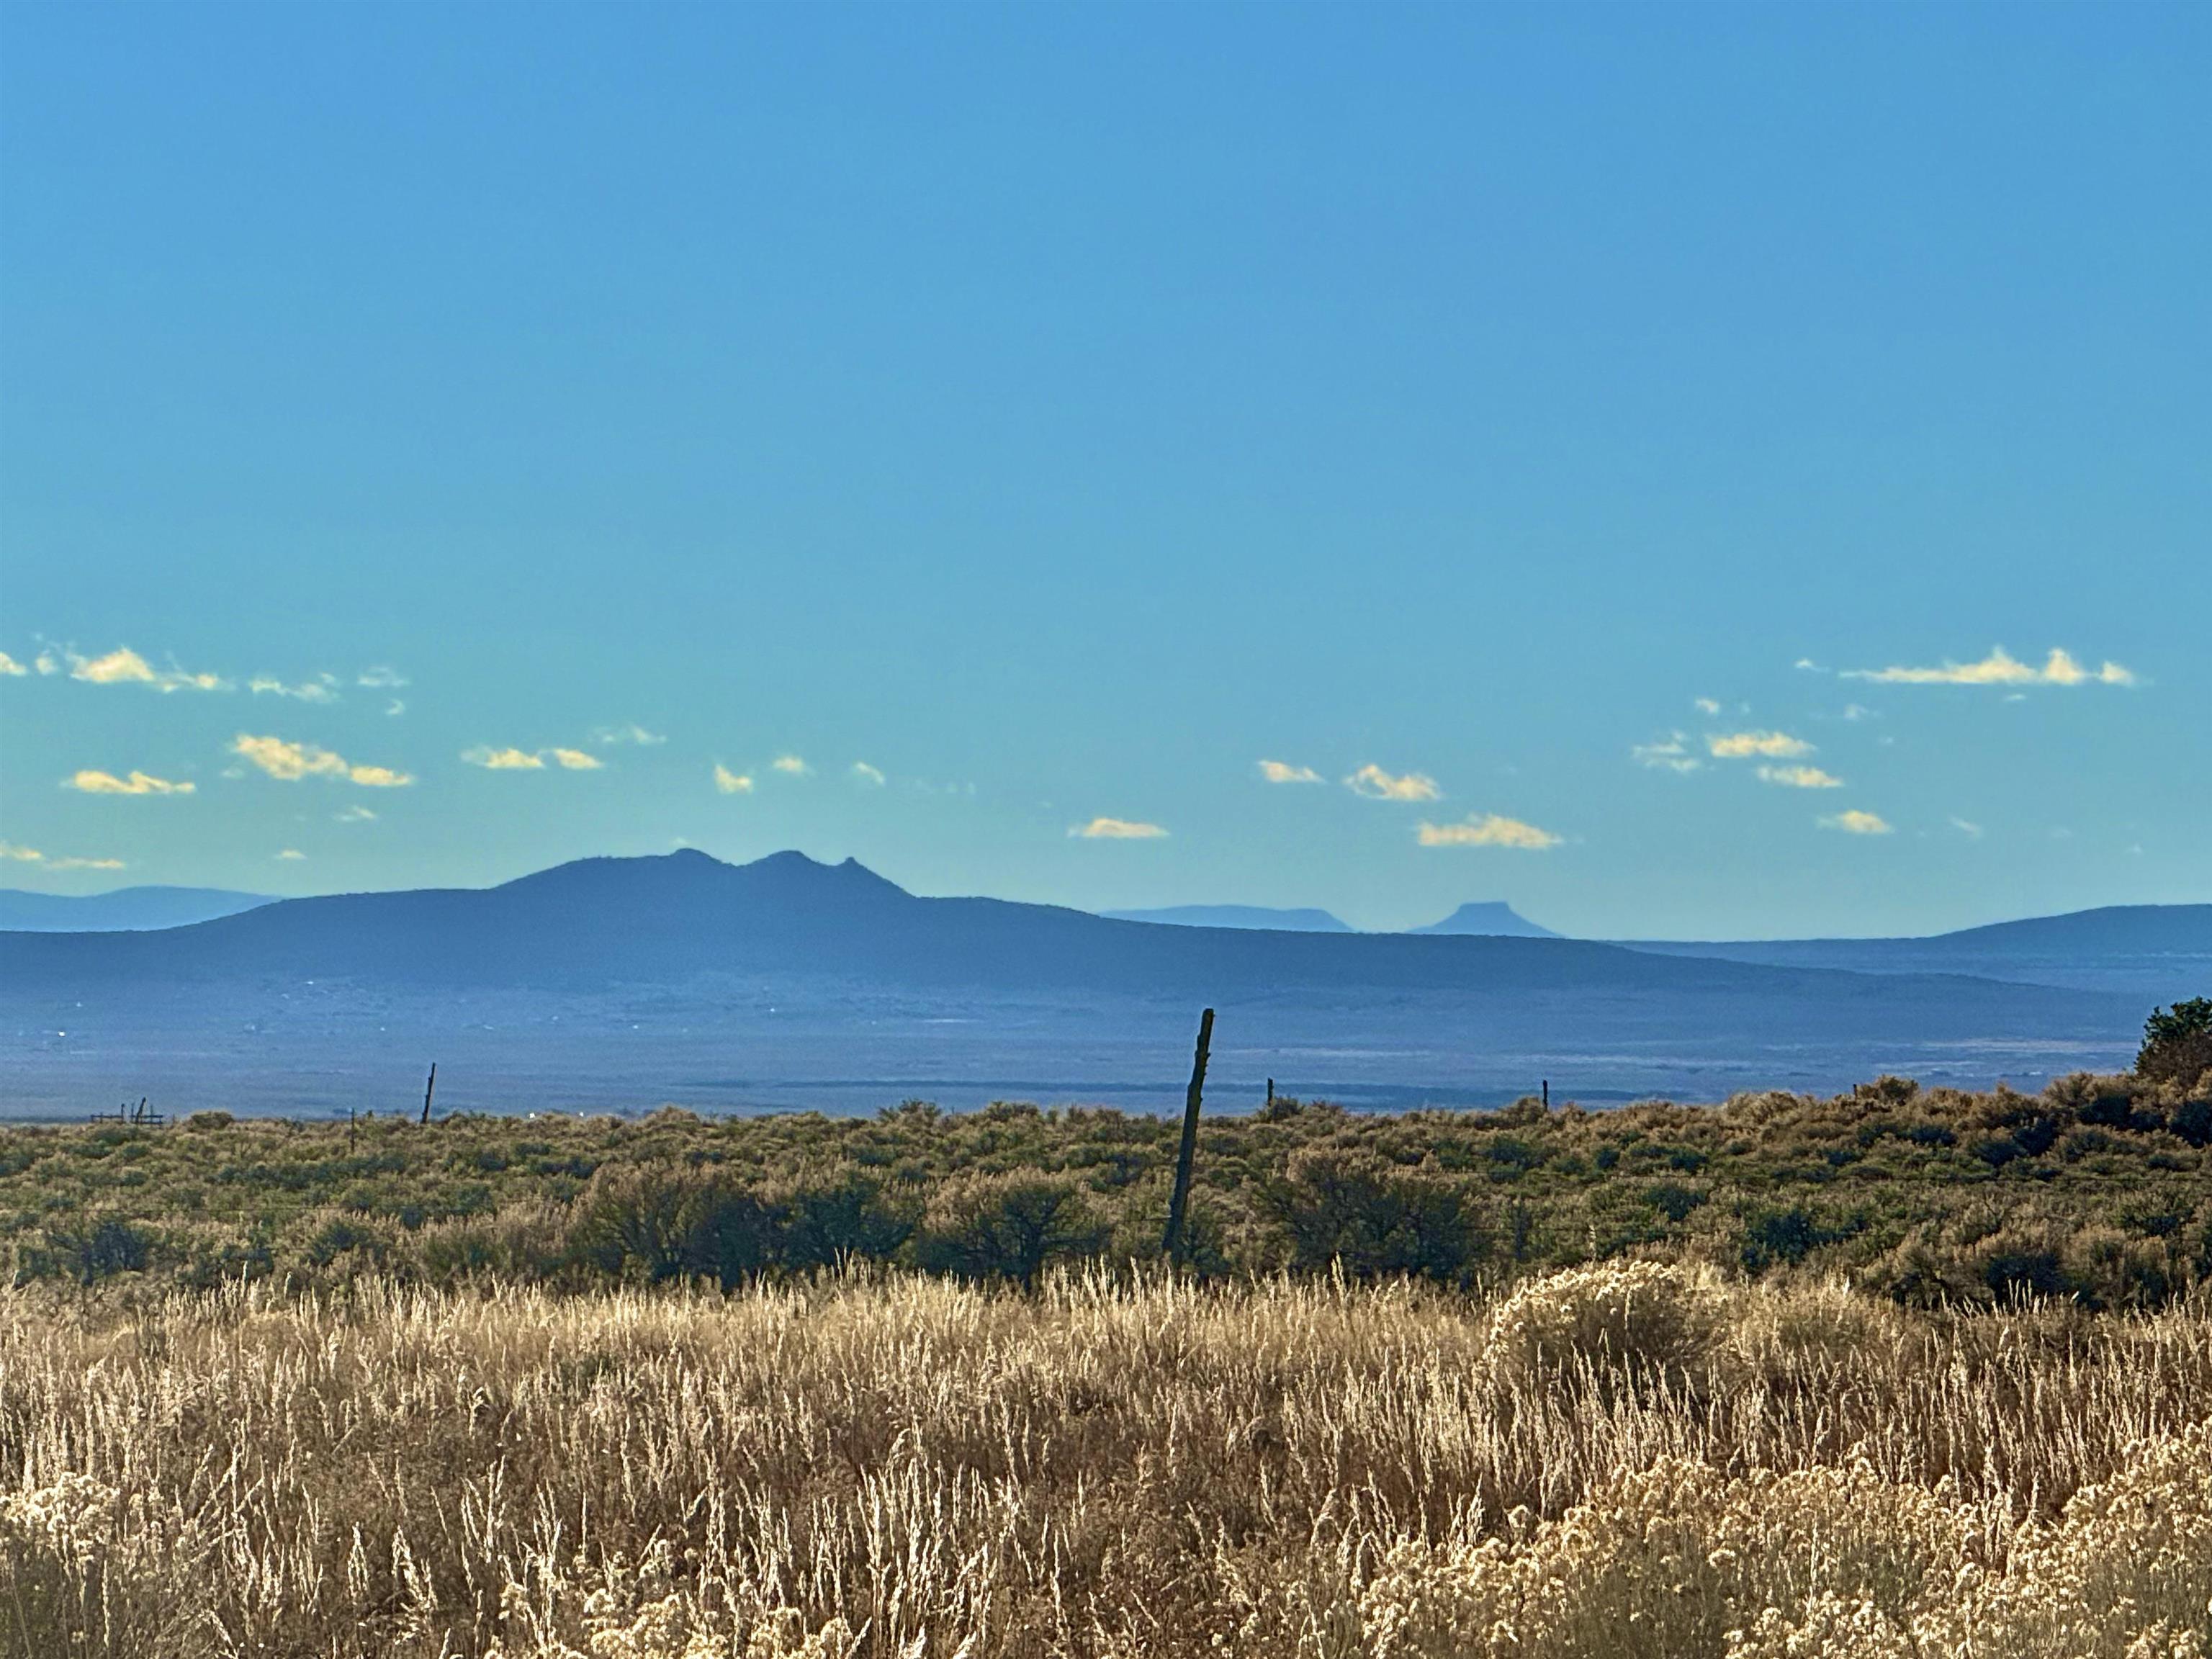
[0,886,275,932]
[0,847,2052,1000]
[0,851,2154,1116]
[1101,904,1352,932]
[1408,902,1560,938]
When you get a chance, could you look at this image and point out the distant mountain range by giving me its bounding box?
[1101,905,1353,932]
[0,886,274,932]
[1617,905,2212,998]
[1100,900,1557,937]
[1408,902,1560,939]
[1,850,2184,1118]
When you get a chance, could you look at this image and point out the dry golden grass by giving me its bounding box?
[3,1267,2208,1657]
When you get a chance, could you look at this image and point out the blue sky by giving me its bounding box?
[1,6,2205,938]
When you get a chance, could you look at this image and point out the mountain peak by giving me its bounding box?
[1409,901,1560,939]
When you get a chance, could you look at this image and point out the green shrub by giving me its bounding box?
[766,1170,917,1269]
[1262,1148,1488,1284]
[28,1216,153,1285]
[912,1172,1107,1286]
[569,1167,773,1287]
[2138,999,2212,1089]
[1739,1205,1850,1272]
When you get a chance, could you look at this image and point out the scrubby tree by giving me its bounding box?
[2137,998,2212,1089]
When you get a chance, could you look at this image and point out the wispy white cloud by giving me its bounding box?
[462,747,545,770]
[335,805,378,823]
[1416,813,1563,850]
[1707,730,1814,760]
[385,699,406,717]
[67,768,196,796]
[1820,809,1893,835]
[772,755,810,775]
[713,764,754,795]
[1693,697,1722,715]
[250,673,341,703]
[235,734,413,786]
[1071,817,1169,840]
[0,840,126,871]
[34,652,60,675]
[1633,734,1702,774]
[1843,647,2135,687]
[851,761,886,786]
[276,848,307,861]
[70,647,227,693]
[594,723,666,747]
[1949,817,1984,838]
[1841,704,1874,721]
[549,748,603,770]
[1258,759,1323,784]
[1345,764,1441,802]
[358,666,408,689]
[1757,764,1843,789]
[0,652,24,677]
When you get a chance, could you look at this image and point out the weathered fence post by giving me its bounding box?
[421,1064,437,1125]
[1162,1008,1215,1264]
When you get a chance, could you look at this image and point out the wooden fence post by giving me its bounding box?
[421,1064,437,1125]
[1162,1008,1215,1263]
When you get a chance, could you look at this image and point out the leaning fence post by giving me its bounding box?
[421,1064,437,1125]
[1162,1008,1215,1264]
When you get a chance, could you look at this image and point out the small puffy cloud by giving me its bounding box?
[0,651,24,676]
[385,699,407,716]
[549,748,603,770]
[235,734,413,787]
[1633,734,1702,774]
[68,768,196,796]
[1949,817,1984,838]
[347,765,412,788]
[276,848,307,861]
[1820,809,1893,835]
[1707,730,1813,760]
[250,674,340,703]
[1258,759,1323,784]
[1843,647,2134,688]
[0,840,125,871]
[463,746,546,770]
[70,647,227,693]
[1071,817,1169,840]
[594,723,666,747]
[851,761,886,786]
[1693,697,1722,715]
[335,805,378,823]
[1345,764,1441,802]
[358,666,408,689]
[1757,764,1843,789]
[772,755,810,775]
[1416,813,1563,850]
[35,652,60,675]
[714,764,754,795]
